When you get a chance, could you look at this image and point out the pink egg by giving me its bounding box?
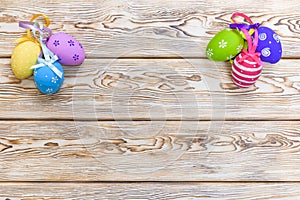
[46,32,85,66]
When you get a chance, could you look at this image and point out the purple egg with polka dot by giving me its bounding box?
[46,32,85,66]
[256,26,282,64]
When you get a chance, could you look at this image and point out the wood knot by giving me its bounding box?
[0,142,12,152]
[44,142,59,147]
[187,75,201,81]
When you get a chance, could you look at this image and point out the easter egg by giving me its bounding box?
[256,26,282,64]
[11,41,41,79]
[231,51,263,88]
[206,29,245,61]
[47,32,85,66]
[34,61,64,94]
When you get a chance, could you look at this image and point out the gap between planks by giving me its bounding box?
[1,181,300,199]
[1,181,300,183]
[2,56,300,59]
[1,119,300,122]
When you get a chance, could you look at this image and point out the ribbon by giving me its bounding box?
[238,28,263,66]
[29,14,50,27]
[18,14,52,43]
[231,12,254,24]
[32,56,63,79]
[230,23,260,31]
[31,22,63,79]
[229,12,260,37]
[19,21,52,42]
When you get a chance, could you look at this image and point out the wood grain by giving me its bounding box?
[1,182,300,199]
[1,1,300,197]
[1,121,300,181]
[0,0,299,58]
[0,58,300,120]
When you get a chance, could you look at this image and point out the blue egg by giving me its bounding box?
[34,61,64,94]
[256,26,282,64]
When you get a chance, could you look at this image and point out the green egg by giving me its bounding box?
[206,29,245,61]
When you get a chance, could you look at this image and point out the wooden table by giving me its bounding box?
[1,0,300,199]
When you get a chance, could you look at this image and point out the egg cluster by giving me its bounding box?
[206,12,282,88]
[11,14,85,94]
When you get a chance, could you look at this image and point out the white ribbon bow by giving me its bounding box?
[31,22,63,79]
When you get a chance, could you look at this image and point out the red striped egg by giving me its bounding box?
[231,51,263,88]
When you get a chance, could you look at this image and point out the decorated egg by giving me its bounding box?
[256,26,282,64]
[232,51,263,88]
[47,32,85,66]
[206,29,245,61]
[11,41,41,79]
[34,61,64,94]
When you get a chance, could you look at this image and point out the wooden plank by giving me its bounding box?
[1,121,300,181]
[0,58,300,120]
[1,182,300,199]
[0,0,299,58]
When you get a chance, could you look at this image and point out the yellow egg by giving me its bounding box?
[11,41,41,79]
